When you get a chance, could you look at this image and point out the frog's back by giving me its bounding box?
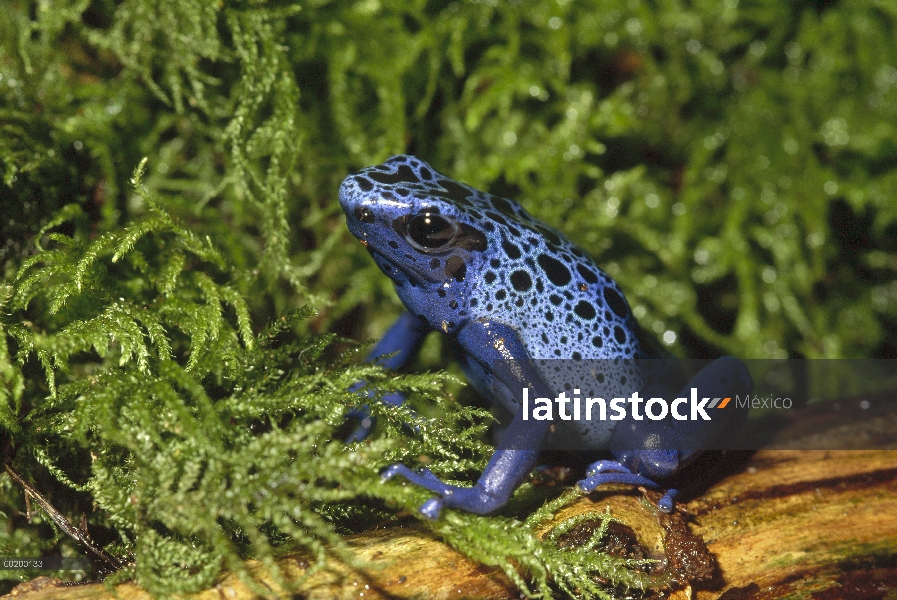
[442,170,648,450]
[461,197,640,364]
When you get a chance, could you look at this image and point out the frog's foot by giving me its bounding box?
[345,407,374,443]
[577,460,678,513]
[381,464,505,519]
[345,390,407,443]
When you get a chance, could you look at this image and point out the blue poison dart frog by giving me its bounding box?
[338,155,752,519]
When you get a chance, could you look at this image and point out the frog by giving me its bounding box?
[338,154,752,519]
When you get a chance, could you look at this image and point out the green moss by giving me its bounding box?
[2,0,896,597]
[1,173,495,594]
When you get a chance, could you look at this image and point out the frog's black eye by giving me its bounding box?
[354,206,376,223]
[405,212,459,252]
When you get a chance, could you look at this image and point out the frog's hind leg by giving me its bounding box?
[578,357,752,513]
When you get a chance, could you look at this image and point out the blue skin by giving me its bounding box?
[339,155,752,519]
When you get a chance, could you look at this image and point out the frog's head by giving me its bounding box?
[339,155,495,329]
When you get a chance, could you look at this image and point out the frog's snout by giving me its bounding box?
[338,176,373,241]
[337,176,364,217]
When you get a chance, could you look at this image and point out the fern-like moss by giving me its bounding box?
[2,172,485,593]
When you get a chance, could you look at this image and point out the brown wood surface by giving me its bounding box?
[4,448,897,599]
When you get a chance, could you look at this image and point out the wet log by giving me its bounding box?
[4,448,897,599]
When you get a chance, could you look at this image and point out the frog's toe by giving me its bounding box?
[577,472,680,513]
[576,471,659,494]
[443,485,510,515]
[658,489,678,513]
[380,463,406,481]
[381,464,453,495]
[418,488,500,519]
[346,417,375,443]
[584,459,631,477]
[419,497,444,520]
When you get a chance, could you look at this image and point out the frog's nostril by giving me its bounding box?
[354,206,376,223]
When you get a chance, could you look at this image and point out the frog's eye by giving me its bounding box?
[405,212,459,252]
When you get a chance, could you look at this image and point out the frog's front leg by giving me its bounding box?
[578,357,752,512]
[382,320,555,518]
[347,311,430,442]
